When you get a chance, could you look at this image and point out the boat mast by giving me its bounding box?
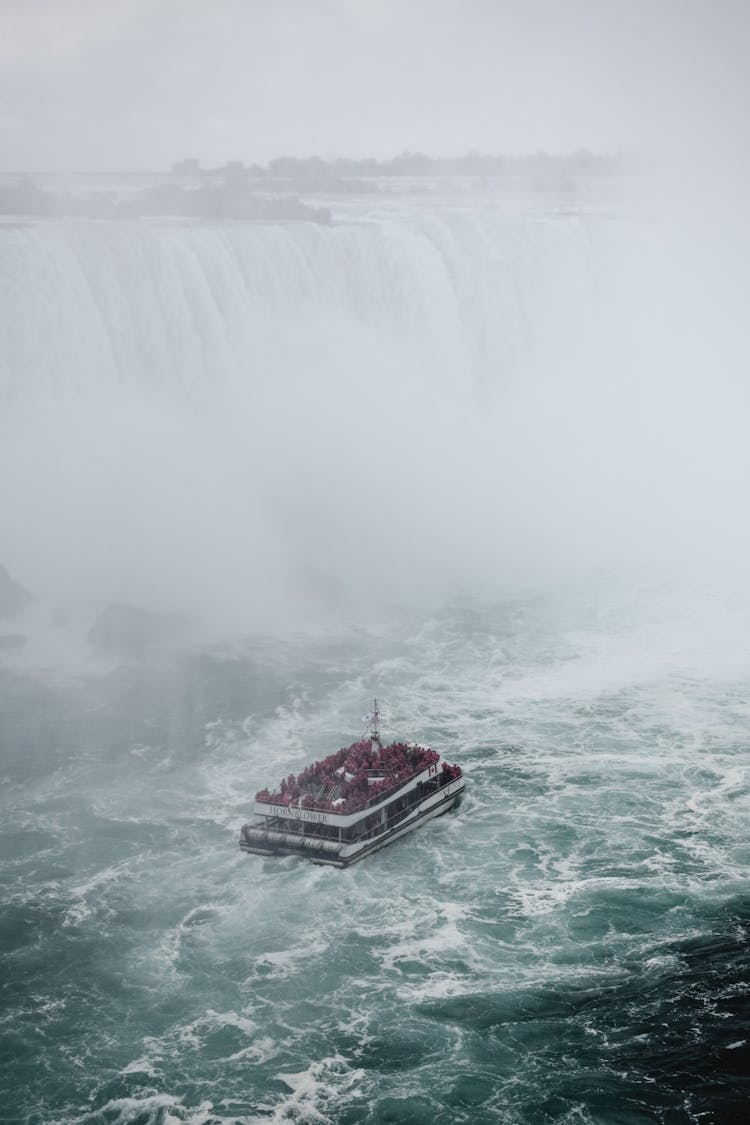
[371,698,380,743]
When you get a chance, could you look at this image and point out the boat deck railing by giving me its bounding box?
[344,772,462,844]
[350,762,462,813]
[245,770,464,857]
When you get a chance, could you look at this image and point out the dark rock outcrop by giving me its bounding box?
[88,603,189,654]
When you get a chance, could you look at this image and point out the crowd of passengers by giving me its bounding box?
[255,739,461,815]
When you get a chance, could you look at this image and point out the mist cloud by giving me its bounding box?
[2,1,750,639]
[1,1,748,171]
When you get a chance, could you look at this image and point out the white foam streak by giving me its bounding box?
[271,1056,365,1125]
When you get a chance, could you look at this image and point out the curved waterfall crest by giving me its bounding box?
[0,208,615,407]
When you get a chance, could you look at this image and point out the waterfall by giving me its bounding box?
[0,209,611,404]
[1,201,746,622]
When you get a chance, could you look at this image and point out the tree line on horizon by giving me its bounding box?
[173,148,623,186]
[0,150,624,219]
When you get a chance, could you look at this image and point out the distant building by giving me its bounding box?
[171,158,201,176]
[220,160,247,185]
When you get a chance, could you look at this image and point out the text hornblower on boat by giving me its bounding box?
[239,701,464,867]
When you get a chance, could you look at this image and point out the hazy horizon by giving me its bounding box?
[2,0,749,176]
[0,147,626,178]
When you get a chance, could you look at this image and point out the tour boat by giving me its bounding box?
[239,702,464,867]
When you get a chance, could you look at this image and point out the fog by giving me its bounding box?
[2,0,749,170]
[2,0,750,641]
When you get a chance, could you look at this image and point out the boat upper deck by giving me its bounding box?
[254,738,461,819]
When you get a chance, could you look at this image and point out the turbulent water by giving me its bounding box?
[1,190,749,1123]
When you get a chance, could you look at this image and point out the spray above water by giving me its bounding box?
[2,183,749,638]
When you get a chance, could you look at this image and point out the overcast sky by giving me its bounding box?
[1,0,749,172]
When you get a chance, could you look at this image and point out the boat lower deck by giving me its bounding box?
[240,777,464,867]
